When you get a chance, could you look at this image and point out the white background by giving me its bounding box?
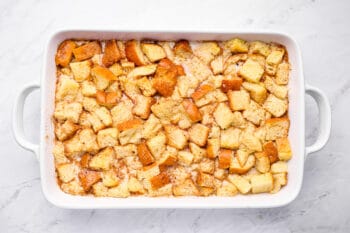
[1,0,349,232]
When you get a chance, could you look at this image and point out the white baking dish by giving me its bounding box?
[12,30,331,209]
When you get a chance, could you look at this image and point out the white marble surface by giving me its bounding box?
[1,0,349,232]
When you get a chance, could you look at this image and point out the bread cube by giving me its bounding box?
[118,124,143,145]
[94,107,112,126]
[230,111,246,129]
[146,133,166,159]
[226,38,249,53]
[221,78,243,93]
[151,98,179,123]
[220,128,241,149]
[264,76,288,99]
[265,117,290,140]
[229,155,255,174]
[128,176,145,194]
[164,125,188,150]
[53,141,69,164]
[182,99,202,122]
[86,112,104,132]
[57,163,78,183]
[255,152,270,173]
[82,97,98,112]
[55,120,79,141]
[263,141,279,163]
[243,101,266,125]
[227,90,250,111]
[263,94,288,117]
[96,90,120,108]
[61,180,84,195]
[199,158,215,174]
[127,64,157,79]
[197,172,215,188]
[141,114,162,139]
[213,103,235,129]
[78,169,102,191]
[276,137,292,161]
[242,82,267,104]
[114,144,137,159]
[111,101,133,126]
[159,147,178,169]
[137,163,160,180]
[55,40,76,67]
[173,40,193,58]
[54,102,82,123]
[108,180,130,198]
[141,43,166,62]
[217,181,238,196]
[173,178,199,196]
[152,58,179,97]
[56,76,80,101]
[189,142,207,163]
[73,41,102,61]
[251,173,273,194]
[238,59,264,83]
[207,138,220,158]
[91,66,117,90]
[228,174,251,194]
[191,84,214,101]
[81,81,97,97]
[101,169,120,187]
[102,40,121,67]
[276,62,290,85]
[210,55,224,74]
[125,40,149,66]
[236,149,249,167]
[97,128,118,148]
[271,161,288,173]
[266,50,284,66]
[188,123,209,146]
[177,150,194,166]
[89,147,115,170]
[218,149,233,169]
[69,60,91,82]
[150,172,171,189]
[249,41,271,57]
[136,77,157,97]
[241,131,262,152]
[193,42,221,64]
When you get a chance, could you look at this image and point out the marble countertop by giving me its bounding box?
[1,0,349,232]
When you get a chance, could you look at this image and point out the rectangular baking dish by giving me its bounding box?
[13,30,331,208]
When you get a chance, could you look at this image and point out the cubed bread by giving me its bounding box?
[56,76,79,101]
[227,90,250,111]
[265,117,290,140]
[159,147,178,168]
[54,101,82,123]
[263,141,279,163]
[150,172,171,189]
[193,42,221,64]
[241,131,262,152]
[146,133,166,159]
[53,141,69,164]
[263,94,288,117]
[111,101,133,126]
[70,60,91,82]
[89,147,115,170]
[118,122,143,145]
[271,161,288,173]
[97,128,118,148]
[127,64,157,79]
[102,40,121,67]
[207,138,220,158]
[81,81,97,97]
[73,41,101,61]
[238,58,264,83]
[79,169,102,191]
[173,178,199,196]
[177,151,194,166]
[217,181,238,196]
[236,149,249,167]
[114,144,137,158]
[213,103,235,129]
[55,120,79,141]
[61,180,84,195]
[141,43,166,62]
[220,128,241,149]
[132,95,154,119]
[218,149,233,169]
[164,125,188,149]
[242,82,267,104]
[102,170,120,187]
[142,114,162,139]
[57,163,78,183]
[94,107,112,127]
[125,40,149,66]
[228,174,251,194]
[152,58,179,97]
[191,84,214,101]
[229,155,255,174]
[255,152,270,173]
[55,40,76,67]
[221,78,243,93]
[249,41,271,57]
[276,137,292,161]
[210,55,224,74]
[264,76,288,99]
[276,62,290,85]
[189,142,207,163]
[91,66,117,90]
[250,173,273,194]
[108,180,130,197]
[173,40,193,58]
[197,172,215,188]
[226,38,249,53]
[137,77,157,97]
[83,97,99,112]
[243,101,266,125]
[182,99,202,122]
[128,176,145,194]
[188,123,209,146]
[199,158,215,174]
[266,50,284,66]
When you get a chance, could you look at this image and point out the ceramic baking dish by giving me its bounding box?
[12,30,331,208]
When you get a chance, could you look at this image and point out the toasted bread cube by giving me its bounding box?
[109,63,124,77]
[265,117,290,140]
[54,102,82,123]
[182,99,202,122]
[55,120,79,141]
[178,151,194,166]
[188,123,209,146]
[101,170,120,187]
[173,40,193,58]
[207,138,220,158]
[111,102,133,126]
[249,41,271,57]
[82,97,99,112]
[146,133,166,160]
[137,142,155,166]
[79,128,99,152]
[151,98,179,123]
[273,172,287,186]
[220,128,241,149]
[159,147,178,169]
[238,58,264,83]
[89,147,115,170]
[242,82,267,104]
[57,163,78,183]
[61,179,85,195]
[231,111,246,129]
[164,125,188,150]
[271,161,288,173]
[150,172,171,189]
[152,58,179,97]
[236,149,249,167]
[132,95,154,119]
[141,114,162,139]
[173,178,199,196]
[137,163,160,180]
[80,153,91,168]
[56,76,79,101]
[189,142,207,163]
[191,84,214,101]
[108,180,130,198]
[228,90,250,111]
[87,112,104,132]
[127,64,157,79]
[125,40,149,66]
[193,42,221,64]
[264,76,288,99]
[118,125,142,145]
[53,142,69,164]
[91,182,109,197]
[94,107,112,127]
[228,174,251,194]
[81,81,97,97]
[226,38,248,53]
[197,172,215,188]
[241,132,262,152]
[91,66,113,90]
[96,90,120,108]
[221,78,243,93]
[266,50,284,65]
[263,141,279,163]
[97,128,118,148]
[263,94,288,117]
[229,154,255,174]
[218,149,233,169]
[114,144,137,158]
[199,158,215,174]
[210,55,224,74]
[217,181,238,196]
[276,62,290,85]
[73,41,101,61]
[141,43,166,62]
[276,137,292,161]
[55,40,76,67]
[69,60,91,82]
[102,40,121,67]
[78,169,102,191]
[255,152,270,173]
[137,77,157,97]
[251,173,273,194]
[243,101,266,126]
[213,103,235,129]
[128,176,145,193]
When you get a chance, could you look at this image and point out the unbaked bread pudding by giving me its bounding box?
[53,38,292,197]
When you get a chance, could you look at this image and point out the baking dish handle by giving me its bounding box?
[13,82,41,160]
[305,84,331,157]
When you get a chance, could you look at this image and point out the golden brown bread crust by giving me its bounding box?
[125,40,148,66]
[102,40,121,67]
[73,41,102,61]
[137,142,155,166]
[55,40,76,67]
